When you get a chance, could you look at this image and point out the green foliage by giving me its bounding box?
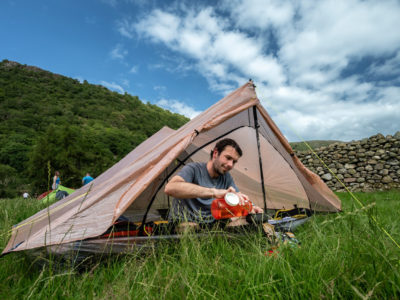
[0,133,31,172]
[0,164,21,198]
[0,190,399,298]
[0,60,189,195]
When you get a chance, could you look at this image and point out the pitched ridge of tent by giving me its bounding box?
[174,81,259,134]
[255,103,294,155]
[113,81,261,219]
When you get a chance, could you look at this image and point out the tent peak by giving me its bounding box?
[248,79,256,88]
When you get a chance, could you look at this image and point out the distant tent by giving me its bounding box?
[38,185,75,204]
[2,81,341,255]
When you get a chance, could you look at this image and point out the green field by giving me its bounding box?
[1,190,399,299]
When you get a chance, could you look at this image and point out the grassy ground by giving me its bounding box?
[1,190,399,299]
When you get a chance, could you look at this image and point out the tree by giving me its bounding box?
[0,164,20,198]
[1,60,189,196]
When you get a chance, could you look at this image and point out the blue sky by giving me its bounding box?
[1,0,400,142]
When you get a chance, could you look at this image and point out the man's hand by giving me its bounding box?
[236,191,249,205]
[211,186,236,199]
[251,205,264,214]
[236,191,263,213]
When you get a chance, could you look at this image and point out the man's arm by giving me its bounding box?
[165,174,264,213]
[164,175,235,199]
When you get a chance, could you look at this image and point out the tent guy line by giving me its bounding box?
[11,192,89,233]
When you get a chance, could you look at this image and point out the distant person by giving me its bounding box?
[52,171,61,190]
[23,192,29,199]
[82,173,94,186]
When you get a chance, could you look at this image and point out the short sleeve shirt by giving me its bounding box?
[82,176,94,185]
[169,162,238,223]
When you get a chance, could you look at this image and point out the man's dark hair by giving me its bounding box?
[210,138,242,159]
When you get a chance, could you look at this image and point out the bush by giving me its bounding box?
[0,164,20,198]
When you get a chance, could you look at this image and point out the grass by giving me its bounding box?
[1,190,399,299]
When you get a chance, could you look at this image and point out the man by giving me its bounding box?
[82,173,94,186]
[165,138,263,224]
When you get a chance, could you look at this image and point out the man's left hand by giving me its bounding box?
[236,191,249,205]
[251,205,264,214]
[236,191,263,213]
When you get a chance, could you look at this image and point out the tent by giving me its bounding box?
[38,185,75,204]
[2,81,341,255]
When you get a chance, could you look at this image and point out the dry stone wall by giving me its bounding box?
[296,132,400,192]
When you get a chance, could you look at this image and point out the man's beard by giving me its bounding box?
[212,160,224,176]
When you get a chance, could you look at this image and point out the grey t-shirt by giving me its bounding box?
[168,162,238,223]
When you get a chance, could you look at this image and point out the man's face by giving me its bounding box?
[212,146,240,175]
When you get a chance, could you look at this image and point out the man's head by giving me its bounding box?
[210,138,242,176]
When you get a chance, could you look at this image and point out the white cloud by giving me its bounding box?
[368,51,400,78]
[117,0,400,141]
[121,79,130,87]
[222,0,295,29]
[129,65,138,73]
[148,63,164,70]
[110,44,128,60]
[279,0,400,81]
[154,85,166,92]
[74,76,84,83]
[257,81,400,141]
[130,6,285,88]
[100,81,125,94]
[148,55,194,75]
[156,98,201,119]
[101,0,117,7]
[117,19,136,39]
[135,10,180,44]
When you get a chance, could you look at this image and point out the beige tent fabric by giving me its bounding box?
[3,81,341,254]
[255,105,341,211]
[189,127,309,210]
[3,126,176,253]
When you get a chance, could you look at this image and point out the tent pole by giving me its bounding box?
[253,106,267,211]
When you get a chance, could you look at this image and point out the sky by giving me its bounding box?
[1,0,400,142]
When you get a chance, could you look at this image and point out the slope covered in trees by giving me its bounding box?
[0,60,189,197]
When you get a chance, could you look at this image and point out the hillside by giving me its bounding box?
[0,60,189,196]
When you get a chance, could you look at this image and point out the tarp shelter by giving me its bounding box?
[2,81,341,255]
